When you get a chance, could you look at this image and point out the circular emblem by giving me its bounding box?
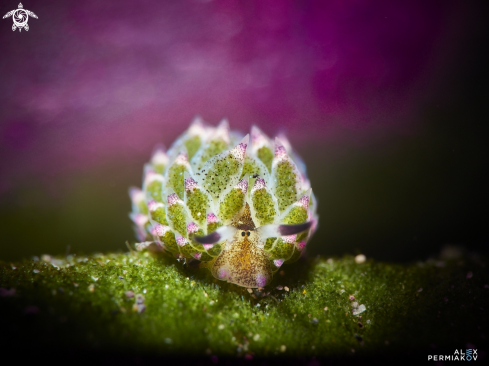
[12,9,28,28]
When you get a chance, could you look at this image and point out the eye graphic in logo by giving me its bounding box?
[3,3,38,32]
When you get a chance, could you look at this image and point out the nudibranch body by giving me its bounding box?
[129,118,318,288]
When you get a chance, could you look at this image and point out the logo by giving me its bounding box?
[428,349,478,361]
[3,3,38,32]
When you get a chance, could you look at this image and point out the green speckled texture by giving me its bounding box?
[219,188,245,222]
[160,229,179,254]
[283,206,308,225]
[207,221,222,236]
[201,140,228,164]
[267,239,295,261]
[251,188,277,226]
[167,202,188,237]
[167,164,190,200]
[206,242,223,257]
[273,160,299,212]
[264,237,277,251]
[185,188,209,226]
[200,154,242,199]
[146,180,163,202]
[257,146,273,172]
[150,206,168,225]
[184,135,202,160]
[1,251,486,362]
[179,242,197,259]
[240,156,268,180]
[193,140,229,171]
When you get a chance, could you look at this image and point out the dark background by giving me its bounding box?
[0,0,487,263]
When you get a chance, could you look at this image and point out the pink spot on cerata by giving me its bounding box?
[256,274,268,287]
[129,188,144,204]
[273,259,284,268]
[151,149,168,165]
[153,224,169,236]
[206,213,218,224]
[283,235,296,244]
[274,139,287,159]
[298,195,310,209]
[176,236,187,246]
[184,177,198,190]
[147,200,158,212]
[144,169,158,185]
[297,241,307,250]
[230,140,247,160]
[252,178,266,191]
[203,244,214,251]
[236,179,248,193]
[187,222,199,234]
[132,213,148,227]
[277,134,292,152]
[218,268,228,279]
[193,252,202,260]
[174,153,189,165]
[167,193,179,206]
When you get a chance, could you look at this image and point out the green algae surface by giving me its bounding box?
[0,250,487,361]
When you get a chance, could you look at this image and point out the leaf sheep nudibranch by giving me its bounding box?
[129,117,318,288]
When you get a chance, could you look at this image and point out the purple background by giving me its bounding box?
[0,0,487,261]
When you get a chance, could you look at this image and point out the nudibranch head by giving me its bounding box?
[129,117,318,288]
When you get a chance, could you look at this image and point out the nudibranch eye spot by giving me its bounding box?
[129,118,318,288]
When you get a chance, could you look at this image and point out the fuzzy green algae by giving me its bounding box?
[0,249,487,361]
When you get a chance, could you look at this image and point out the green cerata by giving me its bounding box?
[129,117,318,288]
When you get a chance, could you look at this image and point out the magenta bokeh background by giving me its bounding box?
[0,0,473,195]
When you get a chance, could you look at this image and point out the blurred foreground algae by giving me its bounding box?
[0,249,487,362]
